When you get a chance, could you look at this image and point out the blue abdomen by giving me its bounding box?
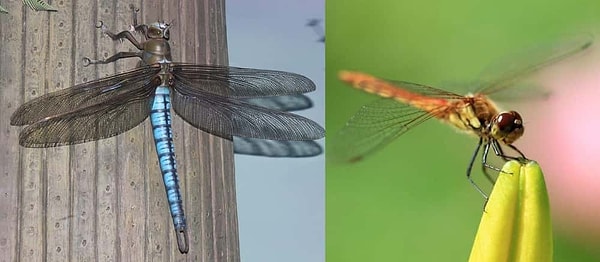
[150,86,186,234]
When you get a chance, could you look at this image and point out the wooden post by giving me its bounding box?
[0,0,239,261]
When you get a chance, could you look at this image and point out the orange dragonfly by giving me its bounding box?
[334,38,592,198]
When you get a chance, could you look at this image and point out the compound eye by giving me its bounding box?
[147,27,161,38]
[496,111,523,132]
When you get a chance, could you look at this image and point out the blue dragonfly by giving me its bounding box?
[10,8,325,253]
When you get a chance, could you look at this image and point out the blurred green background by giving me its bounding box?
[326,0,600,261]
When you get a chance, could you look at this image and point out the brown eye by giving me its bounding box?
[496,111,523,132]
[147,28,161,38]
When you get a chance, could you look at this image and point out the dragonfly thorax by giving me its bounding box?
[447,94,523,145]
[142,39,172,65]
[444,94,498,134]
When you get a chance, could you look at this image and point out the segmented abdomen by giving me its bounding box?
[150,86,186,231]
[338,70,448,113]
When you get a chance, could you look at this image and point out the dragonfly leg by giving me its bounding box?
[482,139,503,170]
[480,141,497,185]
[507,144,527,159]
[480,139,529,185]
[128,4,148,37]
[491,140,526,161]
[82,52,142,67]
[467,137,489,200]
[94,20,144,50]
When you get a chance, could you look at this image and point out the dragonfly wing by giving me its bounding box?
[332,98,444,162]
[22,0,58,11]
[11,66,160,126]
[340,70,464,99]
[384,80,464,99]
[233,137,322,157]
[234,94,318,156]
[234,95,320,157]
[171,82,325,141]
[170,63,316,97]
[475,35,593,95]
[18,77,160,147]
[240,94,314,111]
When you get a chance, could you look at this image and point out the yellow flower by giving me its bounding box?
[469,160,552,262]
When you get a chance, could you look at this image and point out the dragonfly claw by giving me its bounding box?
[82,57,90,67]
[94,20,110,37]
[129,4,139,13]
[129,4,140,29]
[82,57,97,67]
[94,20,104,29]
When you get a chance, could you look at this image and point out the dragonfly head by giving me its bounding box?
[147,21,171,40]
[490,111,524,144]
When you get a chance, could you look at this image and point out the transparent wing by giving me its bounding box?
[233,137,322,157]
[339,70,464,99]
[240,94,314,111]
[335,71,461,161]
[11,66,161,126]
[170,63,316,97]
[18,77,160,147]
[385,80,465,99]
[234,94,322,157]
[0,4,8,13]
[475,35,593,95]
[171,81,325,141]
[22,0,57,11]
[331,98,445,162]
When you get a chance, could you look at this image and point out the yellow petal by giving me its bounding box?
[468,160,552,262]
